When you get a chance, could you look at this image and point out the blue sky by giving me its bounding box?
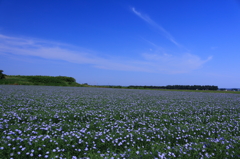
[0,0,240,88]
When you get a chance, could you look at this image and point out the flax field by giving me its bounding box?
[0,85,240,159]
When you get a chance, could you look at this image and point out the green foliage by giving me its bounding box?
[21,76,68,86]
[55,76,76,83]
[108,85,122,88]
[0,70,6,79]
[0,75,81,86]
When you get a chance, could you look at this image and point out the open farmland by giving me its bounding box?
[0,85,240,159]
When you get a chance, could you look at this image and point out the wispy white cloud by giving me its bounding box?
[0,34,149,72]
[142,52,212,73]
[0,34,211,74]
[132,7,181,47]
[130,8,213,73]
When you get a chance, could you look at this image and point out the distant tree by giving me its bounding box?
[0,70,6,79]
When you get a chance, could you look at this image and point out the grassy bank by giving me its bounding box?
[0,75,85,87]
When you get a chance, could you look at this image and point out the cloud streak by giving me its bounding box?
[132,7,181,47]
[142,52,212,73]
[0,34,150,72]
[0,34,211,74]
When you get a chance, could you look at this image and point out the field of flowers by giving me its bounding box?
[0,85,240,159]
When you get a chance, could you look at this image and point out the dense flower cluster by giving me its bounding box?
[0,85,239,158]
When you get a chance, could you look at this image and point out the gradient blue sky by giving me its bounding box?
[1,0,240,87]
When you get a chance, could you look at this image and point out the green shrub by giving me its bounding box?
[0,70,6,79]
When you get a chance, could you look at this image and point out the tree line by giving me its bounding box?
[127,85,219,90]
